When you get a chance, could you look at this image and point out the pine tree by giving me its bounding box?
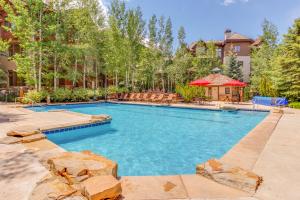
[251,19,278,96]
[178,26,186,48]
[276,18,300,101]
[226,53,243,81]
[148,15,157,47]
[164,17,173,57]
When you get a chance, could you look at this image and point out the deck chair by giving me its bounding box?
[153,93,164,103]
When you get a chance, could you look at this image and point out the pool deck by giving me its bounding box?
[0,102,299,200]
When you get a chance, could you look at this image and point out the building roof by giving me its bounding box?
[226,33,251,40]
[251,38,263,47]
[201,74,234,86]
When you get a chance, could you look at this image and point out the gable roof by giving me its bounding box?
[226,33,250,40]
[201,74,234,86]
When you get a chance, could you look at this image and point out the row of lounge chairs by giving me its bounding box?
[118,93,177,104]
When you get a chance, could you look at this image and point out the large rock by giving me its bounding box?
[0,133,46,144]
[21,133,46,143]
[81,175,121,200]
[90,115,112,122]
[196,159,263,193]
[7,125,41,137]
[30,176,77,200]
[48,151,118,185]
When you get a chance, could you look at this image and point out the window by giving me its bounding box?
[225,87,230,94]
[233,45,241,52]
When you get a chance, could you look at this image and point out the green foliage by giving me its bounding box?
[175,85,205,102]
[0,68,7,87]
[243,86,251,101]
[106,86,128,95]
[275,18,300,102]
[289,102,300,109]
[225,53,243,81]
[22,90,48,103]
[251,19,278,97]
[71,88,90,102]
[51,88,72,102]
[178,26,186,47]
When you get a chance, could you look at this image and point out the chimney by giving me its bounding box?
[224,29,232,40]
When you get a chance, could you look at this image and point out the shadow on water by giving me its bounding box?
[46,125,118,145]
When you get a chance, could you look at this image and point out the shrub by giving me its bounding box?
[106,86,119,96]
[175,84,206,102]
[22,90,48,104]
[289,102,300,109]
[51,88,72,102]
[71,88,89,102]
[243,86,251,101]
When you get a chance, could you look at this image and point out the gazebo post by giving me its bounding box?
[217,86,219,101]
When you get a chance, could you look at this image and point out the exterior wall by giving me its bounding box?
[223,41,252,57]
[223,56,251,82]
[205,86,243,101]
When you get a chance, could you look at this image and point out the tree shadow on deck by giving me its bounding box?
[0,149,44,184]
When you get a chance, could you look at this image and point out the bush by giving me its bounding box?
[175,85,206,102]
[51,88,72,102]
[71,88,89,102]
[22,90,48,104]
[289,102,300,109]
[243,86,251,101]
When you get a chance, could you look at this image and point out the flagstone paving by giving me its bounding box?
[0,103,299,199]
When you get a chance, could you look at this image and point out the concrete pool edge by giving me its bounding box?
[1,103,281,199]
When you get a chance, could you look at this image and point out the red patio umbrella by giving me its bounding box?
[223,80,247,87]
[189,79,211,86]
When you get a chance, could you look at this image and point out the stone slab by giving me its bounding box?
[120,175,188,200]
[81,175,121,200]
[196,159,263,194]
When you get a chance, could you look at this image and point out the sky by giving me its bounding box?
[101,0,300,48]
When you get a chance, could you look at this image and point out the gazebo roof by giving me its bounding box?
[201,74,234,86]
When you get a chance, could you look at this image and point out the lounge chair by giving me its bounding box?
[128,93,136,101]
[163,93,176,104]
[134,93,141,101]
[153,93,165,103]
[122,93,129,101]
[118,93,125,101]
[140,93,149,101]
[148,93,158,102]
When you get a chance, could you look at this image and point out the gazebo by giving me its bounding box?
[190,74,246,102]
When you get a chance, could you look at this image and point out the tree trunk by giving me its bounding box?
[73,58,78,88]
[38,8,42,91]
[115,71,118,87]
[83,57,86,89]
[54,53,57,91]
[95,61,98,89]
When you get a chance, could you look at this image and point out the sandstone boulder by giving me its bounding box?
[21,133,47,143]
[81,175,121,200]
[30,176,77,200]
[48,151,118,185]
[7,125,41,137]
[196,159,263,193]
[91,115,112,121]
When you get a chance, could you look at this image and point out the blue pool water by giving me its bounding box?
[29,103,268,176]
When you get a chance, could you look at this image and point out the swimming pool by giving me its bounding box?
[29,103,268,176]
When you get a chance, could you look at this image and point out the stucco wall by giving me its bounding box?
[224,56,251,82]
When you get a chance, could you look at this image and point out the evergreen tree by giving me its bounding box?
[178,26,186,48]
[226,52,243,81]
[148,15,157,47]
[164,17,173,57]
[275,18,300,101]
[251,19,278,96]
